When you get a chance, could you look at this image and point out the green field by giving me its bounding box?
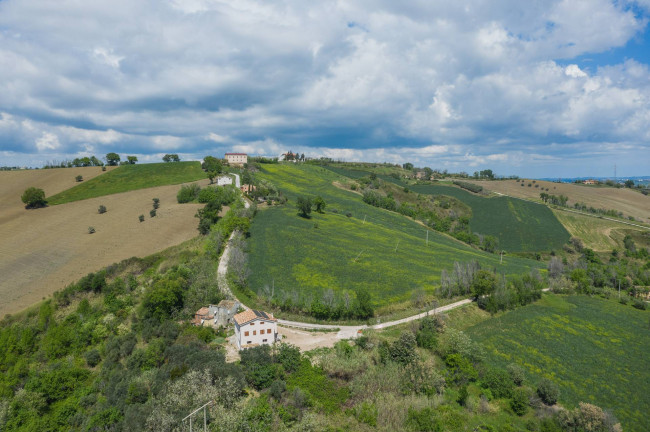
[466,294,650,432]
[322,166,569,252]
[48,162,206,204]
[248,164,542,313]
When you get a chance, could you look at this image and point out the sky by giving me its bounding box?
[1,0,649,178]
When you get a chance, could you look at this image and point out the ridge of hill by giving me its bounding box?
[47,162,206,205]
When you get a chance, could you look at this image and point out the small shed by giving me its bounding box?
[210,300,240,328]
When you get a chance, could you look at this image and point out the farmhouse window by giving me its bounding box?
[263,339,268,342]
[244,331,249,336]
[253,331,256,335]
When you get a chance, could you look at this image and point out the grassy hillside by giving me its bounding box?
[553,209,650,252]
[404,184,570,252]
[322,165,570,252]
[248,164,542,315]
[48,162,205,204]
[466,294,650,432]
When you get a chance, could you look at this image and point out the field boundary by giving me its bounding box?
[492,191,650,231]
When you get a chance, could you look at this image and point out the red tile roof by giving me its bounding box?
[233,309,276,326]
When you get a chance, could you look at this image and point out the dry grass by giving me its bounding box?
[0,168,209,317]
[467,179,650,224]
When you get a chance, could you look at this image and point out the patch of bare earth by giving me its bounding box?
[468,179,650,224]
[277,326,343,351]
[0,168,209,317]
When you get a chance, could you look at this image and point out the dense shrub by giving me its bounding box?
[84,349,101,367]
[481,368,513,398]
[510,388,529,415]
[537,378,560,405]
[98,205,107,214]
[21,187,48,208]
[177,183,201,203]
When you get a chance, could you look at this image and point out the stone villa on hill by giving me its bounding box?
[234,309,278,350]
[225,152,247,166]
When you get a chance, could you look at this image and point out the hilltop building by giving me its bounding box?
[225,152,247,166]
[234,309,278,350]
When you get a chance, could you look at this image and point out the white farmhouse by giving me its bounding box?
[234,309,278,350]
[216,175,233,186]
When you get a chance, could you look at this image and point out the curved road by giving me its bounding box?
[217,227,475,340]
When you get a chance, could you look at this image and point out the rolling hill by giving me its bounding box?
[247,164,543,316]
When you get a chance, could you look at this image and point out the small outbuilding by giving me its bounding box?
[211,300,240,328]
[233,309,278,350]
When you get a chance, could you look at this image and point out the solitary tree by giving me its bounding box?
[21,187,47,209]
[105,152,120,166]
[75,175,83,182]
[127,156,138,164]
[313,196,326,213]
[296,196,312,218]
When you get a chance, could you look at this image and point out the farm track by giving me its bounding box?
[218,226,478,347]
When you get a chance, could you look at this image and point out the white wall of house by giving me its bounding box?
[235,318,278,350]
[216,176,233,186]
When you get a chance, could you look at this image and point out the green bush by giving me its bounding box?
[481,368,514,399]
[84,349,101,367]
[510,387,529,415]
[21,187,48,209]
[149,209,156,218]
[537,378,560,405]
[177,183,201,203]
[88,226,96,234]
[138,214,144,222]
[75,175,83,182]
[406,407,443,432]
[507,363,525,386]
[98,205,107,214]
[198,187,218,203]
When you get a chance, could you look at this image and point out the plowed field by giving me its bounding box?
[0,168,206,317]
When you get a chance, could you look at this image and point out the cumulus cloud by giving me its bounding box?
[0,0,648,176]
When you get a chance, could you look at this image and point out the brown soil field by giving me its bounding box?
[467,179,650,224]
[0,168,209,318]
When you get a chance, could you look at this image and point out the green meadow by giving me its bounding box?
[47,162,206,204]
[248,164,542,312]
[412,184,570,252]
[322,165,570,252]
[466,294,650,432]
